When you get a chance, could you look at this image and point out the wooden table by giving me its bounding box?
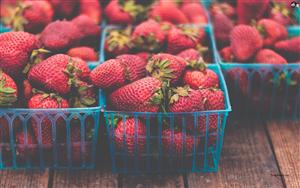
[0,120,299,188]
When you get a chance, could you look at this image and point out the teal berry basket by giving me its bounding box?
[100,64,231,174]
[0,64,101,169]
[0,23,11,33]
[100,24,219,63]
[216,27,300,121]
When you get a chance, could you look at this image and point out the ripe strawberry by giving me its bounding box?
[237,0,269,24]
[132,19,165,52]
[269,2,292,26]
[28,93,69,148]
[40,20,82,52]
[183,62,219,90]
[113,118,146,156]
[167,26,205,54]
[256,19,288,47]
[90,55,147,90]
[210,2,235,18]
[16,130,37,158]
[28,54,90,95]
[146,53,186,84]
[109,77,163,112]
[255,49,288,65]
[0,31,38,77]
[67,47,98,62]
[104,0,145,24]
[162,129,198,157]
[149,2,188,24]
[134,52,152,61]
[213,13,233,46]
[79,0,102,24]
[220,46,234,62]
[275,37,300,55]
[177,48,202,64]
[230,25,263,62]
[49,0,78,19]
[105,27,132,57]
[180,2,208,24]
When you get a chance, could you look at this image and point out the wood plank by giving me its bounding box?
[120,174,185,188]
[187,121,284,188]
[0,170,49,188]
[52,170,118,188]
[266,121,300,188]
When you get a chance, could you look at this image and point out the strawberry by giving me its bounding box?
[149,1,188,24]
[0,70,18,107]
[113,117,146,156]
[0,31,38,77]
[28,93,69,148]
[177,48,202,64]
[213,13,233,46]
[23,79,33,101]
[269,1,292,26]
[105,27,132,57]
[230,25,263,62]
[49,0,78,19]
[275,37,300,55]
[109,77,163,112]
[79,0,102,24]
[183,61,219,90]
[237,0,269,24]
[255,49,288,65]
[40,20,82,52]
[256,19,288,47]
[104,0,145,24]
[210,2,235,18]
[162,129,198,157]
[67,47,98,62]
[180,2,208,24]
[167,26,205,54]
[28,54,90,95]
[134,52,152,61]
[146,53,186,84]
[90,55,147,90]
[16,130,37,158]
[132,19,165,52]
[220,46,234,62]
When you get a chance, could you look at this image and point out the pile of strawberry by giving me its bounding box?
[91,53,225,157]
[1,0,101,62]
[0,30,98,164]
[105,19,212,62]
[210,0,300,63]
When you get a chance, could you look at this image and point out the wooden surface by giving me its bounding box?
[1,120,299,188]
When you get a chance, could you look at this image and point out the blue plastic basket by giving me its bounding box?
[216,28,300,121]
[100,64,231,174]
[100,24,218,63]
[0,64,101,169]
[0,23,11,33]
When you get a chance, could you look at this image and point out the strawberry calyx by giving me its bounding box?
[271,1,291,18]
[179,26,200,42]
[133,34,161,52]
[107,27,133,51]
[23,48,51,74]
[3,1,30,31]
[251,20,267,38]
[32,88,64,108]
[70,82,96,108]
[63,58,83,87]
[146,58,174,82]
[108,115,122,129]
[119,0,146,21]
[169,85,191,104]
[0,70,17,107]
[187,57,207,72]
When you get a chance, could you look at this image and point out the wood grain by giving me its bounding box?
[0,170,49,188]
[187,120,284,188]
[52,170,118,188]
[266,121,300,188]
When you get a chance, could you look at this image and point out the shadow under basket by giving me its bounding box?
[100,65,231,174]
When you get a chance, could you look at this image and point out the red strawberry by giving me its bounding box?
[275,37,300,55]
[210,2,235,18]
[177,48,202,64]
[180,2,208,24]
[79,0,102,24]
[255,49,288,65]
[269,2,292,26]
[40,20,82,52]
[167,26,205,54]
[213,13,234,46]
[220,46,234,62]
[132,19,165,52]
[67,46,98,62]
[134,52,152,61]
[90,55,147,90]
[28,54,89,95]
[109,77,163,112]
[0,31,38,77]
[183,62,219,90]
[149,2,188,24]
[256,19,288,47]
[49,0,78,19]
[237,0,269,24]
[230,25,263,62]
[114,118,146,156]
[162,129,198,157]
[146,53,186,84]
[104,0,145,24]
[28,93,69,148]
[16,130,37,158]
[105,27,132,57]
